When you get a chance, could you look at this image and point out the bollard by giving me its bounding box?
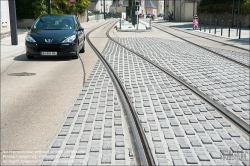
[221,20,223,36]
[120,17,121,29]
[239,21,241,39]
[149,18,152,29]
[200,18,202,31]
[204,19,206,32]
[209,19,211,33]
[215,19,217,34]
[228,20,231,37]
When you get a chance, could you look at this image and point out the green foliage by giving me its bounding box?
[16,0,91,19]
[198,0,250,15]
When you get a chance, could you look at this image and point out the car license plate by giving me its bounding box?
[40,52,57,56]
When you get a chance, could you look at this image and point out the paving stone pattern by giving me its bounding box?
[203,47,250,67]
[103,39,249,165]
[114,37,250,126]
[41,61,136,165]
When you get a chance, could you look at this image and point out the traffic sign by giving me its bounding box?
[69,0,76,5]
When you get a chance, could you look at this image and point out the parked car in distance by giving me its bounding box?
[25,14,85,59]
[138,13,144,18]
[146,13,152,18]
[88,11,92,14]
[158,13,164,17]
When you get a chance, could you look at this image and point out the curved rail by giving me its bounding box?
[87,20,156,166]
[151,23,250,68]
[106,22,250,135]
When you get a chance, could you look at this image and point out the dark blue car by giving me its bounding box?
[25,14,85,59]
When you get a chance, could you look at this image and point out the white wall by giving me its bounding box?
[0,1,11,35]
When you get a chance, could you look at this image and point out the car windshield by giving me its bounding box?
[32,16,75,30]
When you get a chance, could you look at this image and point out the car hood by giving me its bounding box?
[29,29,76,44]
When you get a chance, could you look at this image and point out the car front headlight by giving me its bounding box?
[62,35,76,43]
[26,34,36,42]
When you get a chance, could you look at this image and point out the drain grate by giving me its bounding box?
[7,72,36,76]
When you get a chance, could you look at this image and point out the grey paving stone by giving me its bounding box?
[60,151,72,158]
[43,155,55,161]
[164,133,174,139]
[41,161,54,165]
[115,141,125,147]
[87,157,98,165]
[52,141,63,148]
[210,134,222,142]
[76,150,86,155]
[102,142,112,150]
[152,137,161,142]
[173,160,184,166]
[209,152,222,159]
[218,132,232,140]
[90,147,99,152]
[184,129,195,135]
[155,148,165,154]
[115,153,125,160]
[101,156,111,164]
[168,145,178,152]
[115,129,124,136]
[179,143,190,149]
[197,154,210,161]
[186,157,198,164]
[194,127,205,133]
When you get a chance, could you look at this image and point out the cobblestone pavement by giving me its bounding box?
[203,46,250,67]
[103,39,249,165]
[41,60,137,165]
[114,37,250,126]
[41,37,249,165]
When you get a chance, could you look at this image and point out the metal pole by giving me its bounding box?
[174,0,175,21]
[239,21,241,39]
[8,0,18,45]
[236,0,240,36]
[209,19,211,33]
[231,0,235,27]
[221,20,223,36]
[215,19,217,34]
[204,19,206,32]
[164,0,166,20]
[200,18,201,31]
[120,17,121,29]
[193,0,195,16]
[180,0,181,22]
[228,20,231,37]
[104,0,106,20]
[137,6,138,30]
[47,0,51,14]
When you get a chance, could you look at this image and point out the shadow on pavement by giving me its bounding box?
[13,54,74,62]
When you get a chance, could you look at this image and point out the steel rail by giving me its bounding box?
[152,23,250,68]
[106,24,250,135]
[87,20,156,166]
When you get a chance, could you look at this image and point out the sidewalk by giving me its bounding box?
[153,18,250,42]
[0,29,28,60]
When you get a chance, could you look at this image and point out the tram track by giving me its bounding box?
[151,22,250,68]
[104,21,250,135]
[86,20,155,166]
[86,19,249,165]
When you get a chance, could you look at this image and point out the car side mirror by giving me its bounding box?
[27,26,31,30]
[78,27,84,31]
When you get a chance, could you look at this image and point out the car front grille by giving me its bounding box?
[38,44,61,52]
